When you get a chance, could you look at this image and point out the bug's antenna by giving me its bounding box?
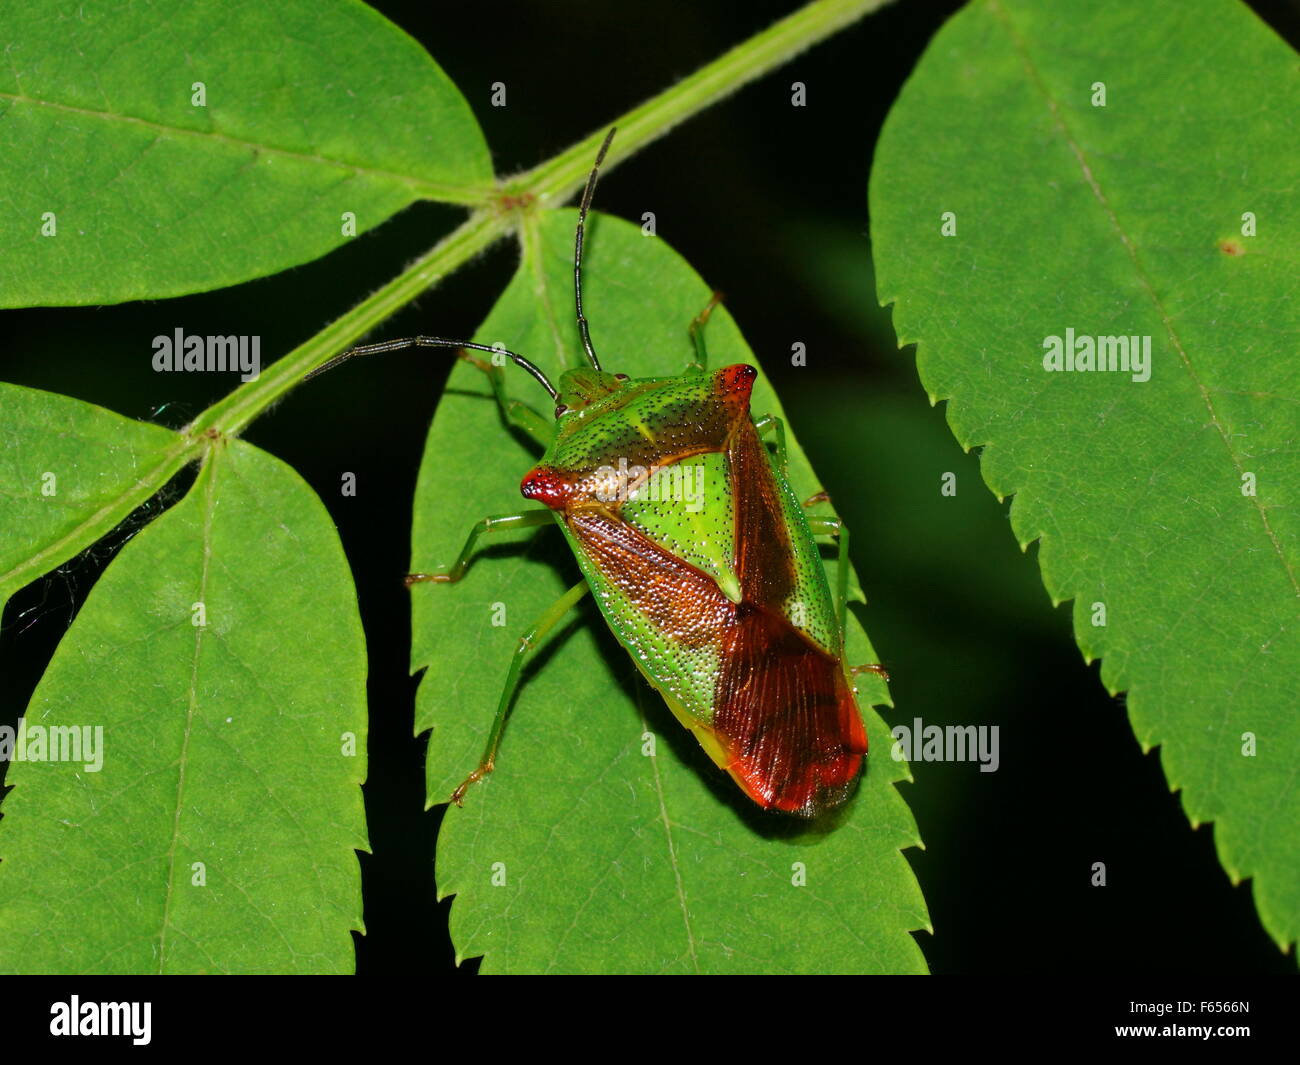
[574,126,617,372]
[305,337,558,400]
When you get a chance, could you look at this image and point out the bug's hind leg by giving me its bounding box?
[406,509,555,586]
[451,581,591,805]
[685,291,725,373]
[459,350,554,448]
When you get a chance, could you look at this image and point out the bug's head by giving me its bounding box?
[553,367,631,418]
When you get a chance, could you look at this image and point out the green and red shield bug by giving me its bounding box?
[314,128,886,817]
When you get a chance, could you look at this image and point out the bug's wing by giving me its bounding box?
[562,368,865,814]
[713,601,866,815]
[562,506,736,764]
[566,490,864,816]
[709,406,867,816]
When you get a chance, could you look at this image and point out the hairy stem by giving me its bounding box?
[187,0,891,442]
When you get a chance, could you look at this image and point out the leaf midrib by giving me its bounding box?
[156,450,219,973]
[0,90,489,205]
[523,212,572,371]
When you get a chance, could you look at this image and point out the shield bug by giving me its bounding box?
[315,129,886,817]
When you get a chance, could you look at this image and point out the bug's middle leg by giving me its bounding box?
[806,509,888,682]
[755,419,843,499]
[806,514,850,643]
[753,412,789,474]
[406,509,555,586]
[451,580,591,805]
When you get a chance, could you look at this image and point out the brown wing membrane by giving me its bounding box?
[713,601,866,815]
[711,408,866,815]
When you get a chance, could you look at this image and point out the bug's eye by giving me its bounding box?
[555,404,569,417]
[614,373,629,381]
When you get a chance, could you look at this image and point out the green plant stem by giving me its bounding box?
[188,0,890,443]
[519,0,893,206]
[188,208,502,439]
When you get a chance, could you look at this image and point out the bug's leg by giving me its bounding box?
[753,413,789,474]
[406,509,555,586]
[685,291,724,373]
[806,513,888,681]
[757,422,872,654]
[459,351,554,448]
[451,581,591,805]
[806,515,849,641]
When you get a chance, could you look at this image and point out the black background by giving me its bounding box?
[2,0,1297,976]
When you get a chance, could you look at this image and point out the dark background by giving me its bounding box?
[2,0,1297,975]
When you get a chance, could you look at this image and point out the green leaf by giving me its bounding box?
[870,0,1299,950]
[412,210,928,974]
[0,438,368,973]
[0,0,492,307]
[0,383,187,604]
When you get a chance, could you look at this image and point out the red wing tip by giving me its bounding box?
[777,776,862,819]
[731,752,865,819]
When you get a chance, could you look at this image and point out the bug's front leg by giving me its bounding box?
[458,351,555,449]
[451,581,591,805]
[406,509,555,586]
[685,291,724,373]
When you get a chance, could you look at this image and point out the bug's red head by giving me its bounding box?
[521,466,572,509]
